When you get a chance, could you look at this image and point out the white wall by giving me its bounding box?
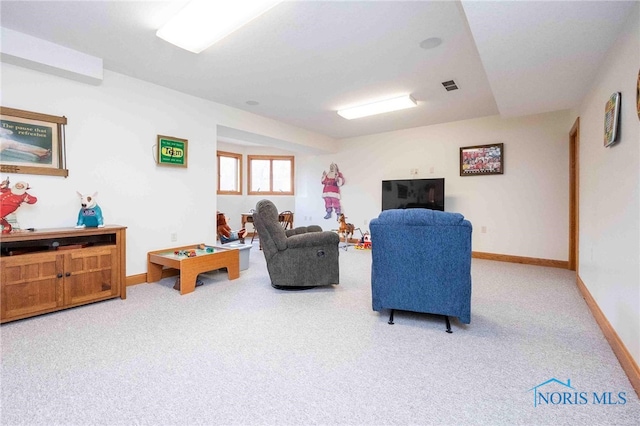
[298,111,574,261]
[575,3,640,364]
[0,63,332,275]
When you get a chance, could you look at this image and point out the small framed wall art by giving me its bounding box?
[0,107,68,177]
[157,135,188,167]
[636,69,639,121]
[460,143,504,176]
[604,92,621,147]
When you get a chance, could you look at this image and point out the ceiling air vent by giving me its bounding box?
[442,80,458,91]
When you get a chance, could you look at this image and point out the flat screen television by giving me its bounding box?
[381,178,445,211]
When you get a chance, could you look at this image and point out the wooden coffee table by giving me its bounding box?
[147,244,239,295]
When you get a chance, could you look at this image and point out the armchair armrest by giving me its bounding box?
[286,231,340,249]
[285,225,322,237]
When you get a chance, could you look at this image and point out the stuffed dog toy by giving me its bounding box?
[76,192,104,228]
[217,211,246,244]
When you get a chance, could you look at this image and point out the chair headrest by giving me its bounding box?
[254,199,288,252]
[255,199,278,219]
[375,208,469,226]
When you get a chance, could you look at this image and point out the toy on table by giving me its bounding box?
[1,177,38,234]
[174,245,215,257]
[217,211,247,244]
[76,192,104,228]
[197,243,215,253]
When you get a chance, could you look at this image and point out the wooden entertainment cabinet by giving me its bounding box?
[0,225,126,323]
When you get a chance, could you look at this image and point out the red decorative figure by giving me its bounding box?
[321,162,345,219]
[1,177,37,233]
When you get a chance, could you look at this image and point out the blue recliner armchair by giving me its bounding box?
[370,208,472,332]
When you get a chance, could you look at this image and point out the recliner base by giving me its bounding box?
[387,309,454,333]
[271,284,317,291]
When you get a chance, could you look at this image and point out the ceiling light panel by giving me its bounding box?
[156,0,282,53]
[337,95,418,120]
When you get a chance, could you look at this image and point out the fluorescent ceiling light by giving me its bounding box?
[156,0,282,54]
[337,95,418,120]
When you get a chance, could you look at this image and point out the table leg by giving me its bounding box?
[226,261,240,280]
[147,260,163,283]
[179,269,198,295]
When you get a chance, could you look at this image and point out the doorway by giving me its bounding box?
[568,118,580,271]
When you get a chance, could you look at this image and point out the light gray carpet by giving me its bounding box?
[1,242,638,425]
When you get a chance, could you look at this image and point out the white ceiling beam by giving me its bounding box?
[0,27,103,85]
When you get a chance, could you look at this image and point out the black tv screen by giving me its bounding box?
[382,178,445,211]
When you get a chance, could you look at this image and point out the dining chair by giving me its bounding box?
[279,210,293,230]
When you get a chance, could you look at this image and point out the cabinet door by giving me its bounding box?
[1,252,64,321]
[63,245,119,306]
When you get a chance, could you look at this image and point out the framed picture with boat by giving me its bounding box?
[0,107,68,177]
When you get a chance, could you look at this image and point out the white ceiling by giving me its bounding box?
[0,1,635,140]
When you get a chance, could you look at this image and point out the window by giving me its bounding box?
[217,151,242,195]
[248,155,294,195]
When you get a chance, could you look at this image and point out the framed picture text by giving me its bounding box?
[157,135,188,168]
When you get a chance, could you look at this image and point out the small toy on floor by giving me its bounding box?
[338,213,355,241]
[217,211,247,244]
[173,276,204,291]
[355,232,372,250]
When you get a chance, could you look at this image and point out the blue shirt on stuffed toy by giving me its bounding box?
[77,205,104,227]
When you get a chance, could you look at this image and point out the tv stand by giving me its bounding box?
[0,226,127,323]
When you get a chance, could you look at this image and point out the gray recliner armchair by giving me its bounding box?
[253,199,340,289]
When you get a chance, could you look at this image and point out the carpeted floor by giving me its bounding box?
[1,242,638,425]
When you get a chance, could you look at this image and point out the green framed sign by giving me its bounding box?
[157,135,188,167]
